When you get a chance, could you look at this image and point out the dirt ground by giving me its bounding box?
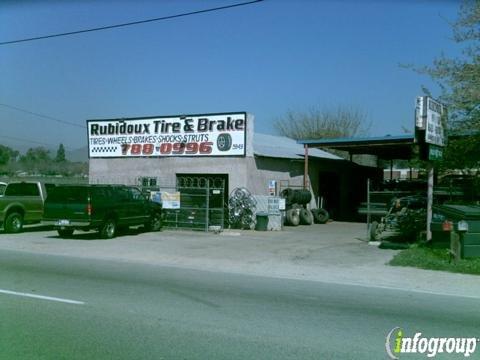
[1,221,480,298]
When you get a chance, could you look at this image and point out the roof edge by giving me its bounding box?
[297,134,415,145]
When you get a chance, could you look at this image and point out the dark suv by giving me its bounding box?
[42,185,162,238]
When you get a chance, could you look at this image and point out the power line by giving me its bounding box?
[0,0,264,46]
[0,103,85,128]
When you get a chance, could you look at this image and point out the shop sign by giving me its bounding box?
[267,197,281,215]
[428,144,443,161]
[268,180,277,196]
[161,192,180,209]
[87,112,247,158]
[415,96,426,129]
[415,96,446,147]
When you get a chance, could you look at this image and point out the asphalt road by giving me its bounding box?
[1,249,479,360]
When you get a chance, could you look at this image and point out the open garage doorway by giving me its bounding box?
[318,171,341,221]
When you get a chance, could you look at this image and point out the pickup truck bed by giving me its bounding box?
[0,182,54,233]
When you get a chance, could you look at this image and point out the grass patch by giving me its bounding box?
[389,245,480,275]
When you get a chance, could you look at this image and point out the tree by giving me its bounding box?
[20,147,51,163]
[0,145,18,165]
[414,0,480,171]
[0,144,86,176]
[55,143,66,162]
[274,105,370,141]
[19,147,51,174]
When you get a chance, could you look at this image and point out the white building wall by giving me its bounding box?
[89,156,249,191]
[89,113,255,193]
[246,156,319,208]
[246,157,306,195]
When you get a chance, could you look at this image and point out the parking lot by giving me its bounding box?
[2,221,480,298]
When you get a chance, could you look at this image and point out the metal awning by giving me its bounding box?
[298,135,416,160]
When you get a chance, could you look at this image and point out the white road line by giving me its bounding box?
[0,289,85,305]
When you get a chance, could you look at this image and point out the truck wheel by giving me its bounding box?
[100,218,116,239]
[5,212,23,233]
[145,212,162,232]
[57,229,74,238]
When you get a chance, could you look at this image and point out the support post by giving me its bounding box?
[304,144,309,189]
[367,178,371,240]
[427,164,434,241]
[206,181,210,232]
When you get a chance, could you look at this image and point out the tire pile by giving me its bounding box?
[228,187,257,229]
[281,188,329,226]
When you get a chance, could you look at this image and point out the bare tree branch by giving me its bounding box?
[274,105,370,141]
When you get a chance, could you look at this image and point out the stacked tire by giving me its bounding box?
[311,208,330,224]
[285,209,300,226]
[299,208,314,225]
[282,188,329,226]
[281,189,312,206]
[285,207,315,226]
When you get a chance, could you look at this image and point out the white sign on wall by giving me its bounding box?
[87,112,247,158]
[415,96,446,147]
[268,180,276,196]
[161,192,181,209]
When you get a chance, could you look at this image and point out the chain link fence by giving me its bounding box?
[130,175,227,232]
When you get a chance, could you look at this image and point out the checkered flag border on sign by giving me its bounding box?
[91,146,117,153]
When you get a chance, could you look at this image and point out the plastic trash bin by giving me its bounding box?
[255,212,269,231]
[434,204,480,258]
[431,207,451,248]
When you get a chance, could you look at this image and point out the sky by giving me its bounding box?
[0,0,463,153]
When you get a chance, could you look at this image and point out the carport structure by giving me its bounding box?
[297,135,417,187]
[297,134,422,233]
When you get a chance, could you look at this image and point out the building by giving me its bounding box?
[88,112,380,222]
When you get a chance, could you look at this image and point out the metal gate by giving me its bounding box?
[161,175,226,231]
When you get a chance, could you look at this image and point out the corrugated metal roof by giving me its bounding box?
[295,134,415,160]
[253,133,342,160]
[297,134,414,145]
